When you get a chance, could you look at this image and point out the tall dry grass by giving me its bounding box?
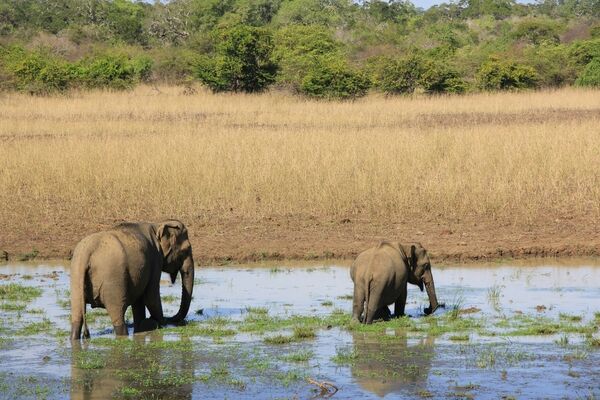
[1,86,599,228]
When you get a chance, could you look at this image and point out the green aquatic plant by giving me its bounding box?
[331,346,359,365]
[281,349,313,363]
[0,284,42,302]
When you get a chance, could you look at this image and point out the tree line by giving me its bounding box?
[0,0,598,97]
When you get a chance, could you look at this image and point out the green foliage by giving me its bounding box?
[78,53,152,90]
[368,54,423,94]
[0,0,597,95]
[300,58,370,100]
[477,58,538,90]
[575,58,600,87]
[512,18,561,45]
[273,25,343,87]
[196,25,277,92]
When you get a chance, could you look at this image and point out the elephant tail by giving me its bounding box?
[70,244,90,340]
[363,272,373,324]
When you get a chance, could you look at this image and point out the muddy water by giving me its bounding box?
[0,262,599,399]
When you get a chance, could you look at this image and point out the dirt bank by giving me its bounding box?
[1,212,598,265]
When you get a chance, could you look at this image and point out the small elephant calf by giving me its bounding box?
[350,241,440,324]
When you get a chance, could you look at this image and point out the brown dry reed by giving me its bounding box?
[0,86,599,227]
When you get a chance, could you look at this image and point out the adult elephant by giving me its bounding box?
[351,241,440,324]
[70,220,195,340]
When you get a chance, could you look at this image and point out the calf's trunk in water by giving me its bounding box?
[169,255,194,322]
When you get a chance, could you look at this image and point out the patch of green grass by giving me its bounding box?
[16,318,53,336]
[75,351,106,370]
[0,284,42,302]
[27,308,44,314]
[559,313,583,322]
[0,302,26,312]
[282,349,313,363]
[245,306,268,315]
[264,334,294,345]
[449,334,470,341]
[293,326,316,340]
[166,321,236,338]
[331,346,358,365]
[274,369,305,386]
[555,334,569,346]
[337,294,353,300]
[588,336,600,347]
[476,350,496,369]
[0,337,13,349]
[321,300,333,307]
[120,386,141,396]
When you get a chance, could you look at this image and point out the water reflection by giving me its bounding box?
[70,332,194,400]
[350,331,435,398]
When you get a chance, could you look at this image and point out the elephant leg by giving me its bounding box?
[394,282,408,318]
[143,276,165,326]
[364,286,383,324]
[352,286,365,323]
[132,298,146,333]
[104,298,128,337]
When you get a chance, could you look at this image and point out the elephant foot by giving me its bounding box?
[113,324,129,336]
[135,318,159,333]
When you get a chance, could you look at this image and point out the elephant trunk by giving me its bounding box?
[169,254,194,323]
[423,270,439,315]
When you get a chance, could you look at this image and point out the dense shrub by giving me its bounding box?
[300,59,370,100]
[575,58,600,87]
[419,60,468,93]
[512,18,561,45]
[0,46,74,93]
[273,25,343,87]
[477,58,538,90]
[368,55,423,94]
[79,54,152,90]
[196,25,278,92]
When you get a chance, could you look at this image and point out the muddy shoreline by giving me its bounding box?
[1,213,599,266]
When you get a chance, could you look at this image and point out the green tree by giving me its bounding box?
[196,25,278,92]
[368,55,423,94]
[273,25,343,87]
[300,58,370,99]
[477,58,538,90]
[575,58,600,87]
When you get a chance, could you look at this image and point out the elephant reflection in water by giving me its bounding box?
[70,332,194,400]
[350,331,435,398]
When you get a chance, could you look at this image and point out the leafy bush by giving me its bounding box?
[568,39,600,68]
[419,60,468,94]
[273,25,343,88]
[300,59,370,100]
[0,46,75,94]
[477,58,538,90]
[78,54,152,90]
[512,18,561,45]
[368,55,423,95]
[196,25,278,92]
[575,58,600,87]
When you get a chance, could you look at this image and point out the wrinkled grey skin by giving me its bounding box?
[350,241,440,324]
[70,220,195,340]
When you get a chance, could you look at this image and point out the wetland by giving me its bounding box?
[0,262,599,399]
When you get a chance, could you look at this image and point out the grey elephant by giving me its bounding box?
[351,241,440,324]
[70,220,195,340]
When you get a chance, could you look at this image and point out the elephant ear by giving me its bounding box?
[157,221,181,258]
[410,245,417,272]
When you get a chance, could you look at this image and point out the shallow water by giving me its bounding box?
[0,262,599,399]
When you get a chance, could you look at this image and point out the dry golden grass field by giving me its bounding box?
[1,86,599,264]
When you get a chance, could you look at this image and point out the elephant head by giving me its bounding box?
[406,243,439,315]
[156,220,195,323]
